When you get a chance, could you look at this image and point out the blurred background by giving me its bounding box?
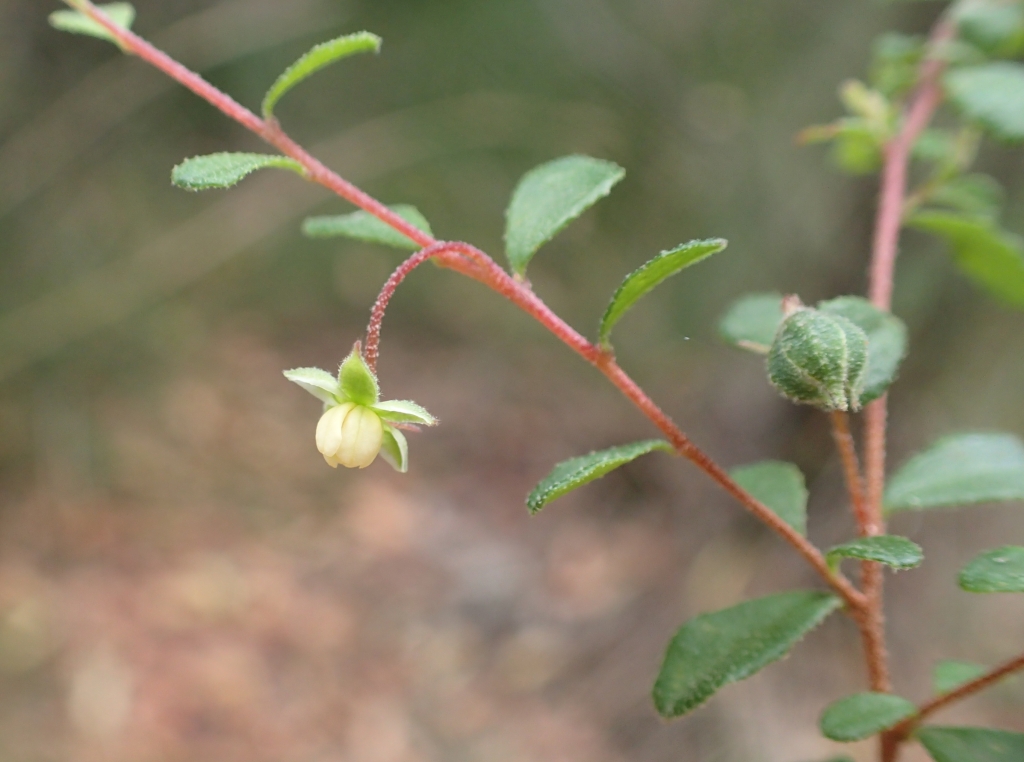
[0,1,1022,760]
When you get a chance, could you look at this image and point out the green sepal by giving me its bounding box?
[598,238,727,347]
[719,293,784,354]
[338,348,380,406]
[959,546,1024,593]
[729,460,808,536]
[819,692,917,742]
[653,591,842,718]
[171,153,305,191]
[380,425,409,473]
[527,440,672,514]
[262,32,382,119]
[49,3,135,49]
[917,726,1024,762]
[302,205,432,250]
[826,536,923,571]
[933,661,987,694]
[283,367,341,405]
[372,400,436,426]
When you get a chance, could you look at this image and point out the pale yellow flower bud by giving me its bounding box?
[315,402,384,469]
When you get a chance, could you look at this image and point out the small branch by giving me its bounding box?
[831,411,870,533]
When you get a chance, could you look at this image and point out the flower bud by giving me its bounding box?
[315,402,384,469]
[767,307,868,412]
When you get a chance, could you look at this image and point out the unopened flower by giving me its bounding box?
[284,345,436,472]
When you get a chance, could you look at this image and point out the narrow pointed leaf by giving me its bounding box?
[302,205,432,250]
[818,296,908,405]
[885,434,1024,513]
[338,349,379,406]
[909,211,1024,309]
[933,661,987,694]
[719,293,784,353]
[730,461,808,536]
[653,591,841,718]
[380,426,409,473]
[599,239,727,347]
[283,367,341,405]
[918,727,1024,762]
[262,32,382,118]
[819,693,917,742]
[49,3,135,47]
[826,536,923,571]
[372,400,436,426]
[527,440,672,514]
[959,546,1024,593]
[504,155,624,276]
[946,62,1024,142]
[171,153,304,191]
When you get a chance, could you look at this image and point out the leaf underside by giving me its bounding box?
[959,546,1024,593]
[301,205,432,249]
[719,293,784,353]
[917,726,1024,762]
[946,62,1024,142]
[819,692,917,742]
[729,460,808,536]
[171,153,304,191]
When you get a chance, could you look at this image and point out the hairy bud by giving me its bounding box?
[316,402,384,469]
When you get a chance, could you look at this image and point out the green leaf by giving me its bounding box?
[959,546,1024,593]
[933,660,987,694]
[908,211,1024,309]
[826,536,924,571]
[283,367,341,405]
[819,693,917,742]
[171,153,304,191]
[49,3,135,48]
[262,32,382,118]
[885,433,1024,513]
[928,174,1004,221]
[730,461,808,536]
[818,296,908,405]
[598,239,727,347]
[918,727,1024,762]
[953,1,1024,57]
[946,62,1024,142]
[719,293,784,353]
[301,205,432,250]
[380,425,409,473]
[871,32,925,97]
[653,591,841,718]
[832,121,884,175]
[504,155,625,276]
[371,400,437,426]
[527,440,672,514]
[338,348,379,406]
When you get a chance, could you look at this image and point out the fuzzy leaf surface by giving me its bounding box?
[909,211,1024,309]
[818,296,907,405]
[372,400,436,426]
[946,62,1024,141]
[730,461,808,536]
[49,3,135,46]
[959,546,1024,592]
[819,693,917,742]
[338,349,379,406]
[885,433,1024,513]
[171,153,304,191]
[933,661,987,694]
[283,367,340,405]
[504,155,624,276]
[301,205,432,249]
[719,293,784,353]
[653,591,841,718]
[826,536,923,570]
[380,426,408,473]
[262,32,382,118]
[918,727,1024,762]
[599,239,727,346]
[527,440,672,514]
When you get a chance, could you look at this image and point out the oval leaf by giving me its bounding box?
[171,153,304,191]
[730,460,808,536]
[302,205,432,250]
[885,433,1024,513]
[504,155,624,276]
[826,536,923,571]
[818,296,908,405]
[933,660,987,694]
[959,546,1024,593]
[380,425,409,473]
[719,293,784,354]
[820,693,917,742]
[527,440,672,514]
[283,367,341,405]
[372,400,436,426]
[262,32,382,118]
[946,62,1024,142]
[918,727,1024,762]
[598,239,727,347]
[49,3,135,47]
[338,348,379,406]
[909,211,1024,309]
[653,591,841,718]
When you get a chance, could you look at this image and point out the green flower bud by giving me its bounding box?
[767,307,868,412]
[315,401,384,469]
